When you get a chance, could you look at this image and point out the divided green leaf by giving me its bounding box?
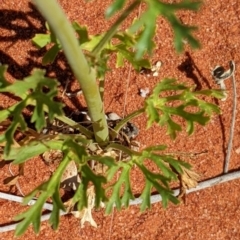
[14,154,71,236]
[145,78,222,139]
[105,162,134,214]
[0,67,63,155]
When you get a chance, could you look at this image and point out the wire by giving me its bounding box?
[224,61,237,173]
[1,170,240,233]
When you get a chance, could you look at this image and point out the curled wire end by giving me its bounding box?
[212,60,236,101]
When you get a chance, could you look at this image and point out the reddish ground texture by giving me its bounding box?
[1,0,240,239]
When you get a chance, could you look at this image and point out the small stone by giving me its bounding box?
[107,112,121,121]
[80,111,91,121]
[42,128,48,134]
[235,147,240,154]
[139,88,150,98]
[151,61,162,77]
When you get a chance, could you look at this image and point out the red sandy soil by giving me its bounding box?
[1,0,240,239]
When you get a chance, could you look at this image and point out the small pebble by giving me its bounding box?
[139,88,150,98]
[235,147,240,154]
[42,128,48,134]
[151,61,162,77]
[107,112,121,121]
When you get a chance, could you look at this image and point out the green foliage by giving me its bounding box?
[32,23,61,65]
[105,0,127,18]
[145,78,223,139]
[14,154,69,236]
[105,161,133,213]
[106,0,201,59]
[4,132,193,236]
[32,21,151,78]
[0,0,224,237]
[4,136,92,236]
[32,0,201,76]
[104,144,192,213]
[0,66,63,155]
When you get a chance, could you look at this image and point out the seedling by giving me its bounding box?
[0,0,224,236]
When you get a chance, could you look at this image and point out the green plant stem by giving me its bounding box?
[106,143,140,156]
[111,107,145,139]
[91,0,141,56]
[32,0,109,144]
[54,115,93,139]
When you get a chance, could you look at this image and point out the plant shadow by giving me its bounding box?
[0,2,84,114]
[178,52,227,165]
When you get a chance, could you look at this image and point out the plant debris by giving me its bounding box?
[140,61,162,77]
[60,160,81,191]
[177,166,201,203]
[64,186,102,228]
[139,88,150,98]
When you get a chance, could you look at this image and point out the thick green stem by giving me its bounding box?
[32,0,109,143]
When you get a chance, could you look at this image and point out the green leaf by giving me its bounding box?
[138,163,170,188]
[144,145,167,152]
[0,100,27,155]
[156,0,201,52]
[167,15,200,52]
[153,78,188,93]
[64,138,88,164]
[129,7,157,59]
[14,155,70,236]
[60,139,89,211]
[81,165,107,208]
[139,181,152,211]
[90,155,117,169]
[4,115,27,155]
[73,182,88,211]
[29,73,63,131]
[0,67,64,154]
[158,1,201,12]
[113,31,136,46]
[135,25,156,59]
[72,21,90,44]
[195,89,224,99]
[105,163,134,214]
[106,163,121,181]
[161,155,191,174]
[42,44,61,65]
[147,153,177,180]
[121,173,134,208]
[116,52,124,67]
[131,141,192,210]
[145,99,159,128]
[32,23,62,66]
[81,34,105,51]
[0,77,29,99]
[166,117,182,139]
[115,44,151,71]
[0,65,10,88]
[145,78,221,138]
[49,190,65,230]
[32,33,51,48]
[4,139,64,164]
[136,162,178,208]
[105,0,126,18]
[128,0,201,57]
